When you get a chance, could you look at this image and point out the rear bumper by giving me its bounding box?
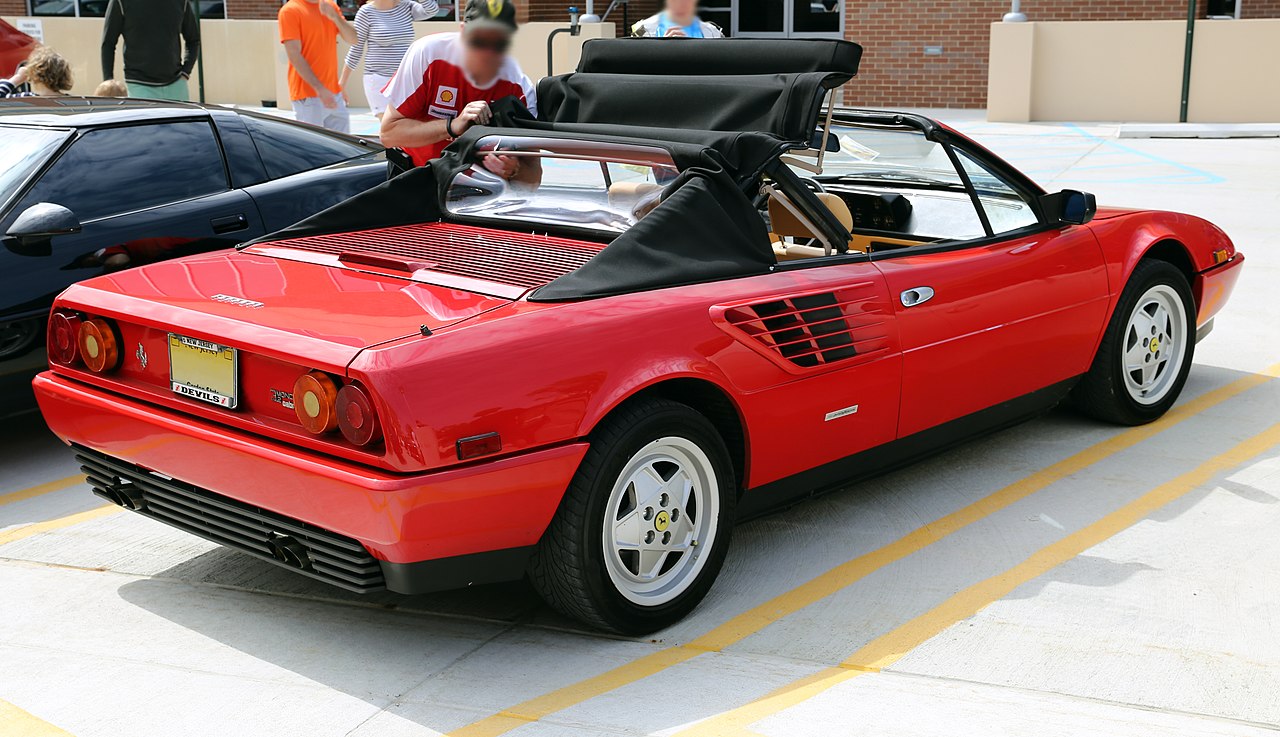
[35,372,587,593]
[1194,253,1244,328]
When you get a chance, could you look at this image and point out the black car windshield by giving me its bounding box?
[444,136,680,235]
[0,126,71,213]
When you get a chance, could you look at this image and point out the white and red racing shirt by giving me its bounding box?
[383,32,537,167]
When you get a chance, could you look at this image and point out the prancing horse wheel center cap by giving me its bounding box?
[654,510,670,532]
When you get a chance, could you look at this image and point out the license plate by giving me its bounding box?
[168,334,237,408]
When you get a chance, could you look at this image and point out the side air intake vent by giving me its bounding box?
[715,283,891,371]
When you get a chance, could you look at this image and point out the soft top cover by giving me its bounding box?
[575,37,862,77]
[537,38,861,144]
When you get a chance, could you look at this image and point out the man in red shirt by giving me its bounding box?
[379,0,536,169]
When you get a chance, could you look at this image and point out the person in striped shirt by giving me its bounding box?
[340,0,440,117]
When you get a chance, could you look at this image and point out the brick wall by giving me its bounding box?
[1,0,27,15]
[843,0,1217,109]
[1242,0,1280,15]
[227,0,282,20]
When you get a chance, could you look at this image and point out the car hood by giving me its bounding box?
[57,249,509,369]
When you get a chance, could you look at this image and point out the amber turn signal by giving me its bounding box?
[336,382,381,446]
[293,371,340,434]
[48,311,81,365]
[77,318,120,373]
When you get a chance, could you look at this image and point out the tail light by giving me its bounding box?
[336,382,381,446]
[293,371,340,434]
[48,312,81,365]
[77,318,120,373]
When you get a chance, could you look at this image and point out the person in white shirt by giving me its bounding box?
[339,0,439,117]
[631,0,722,37]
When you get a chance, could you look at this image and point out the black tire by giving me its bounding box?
[528,397,736,634]
[1072,259,1196,425]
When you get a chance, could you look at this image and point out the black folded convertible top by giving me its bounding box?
[537,38,862,144]
[575,37,862,77]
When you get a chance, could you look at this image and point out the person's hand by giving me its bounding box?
[482,153,520,179]
[319,1,343,22]
[318,87,338,109]
[10,66,28,87]
[664,26,687,37]
[455,100,492,133]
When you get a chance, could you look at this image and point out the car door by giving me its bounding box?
[873,145,1110,438]
[1,119,264,322]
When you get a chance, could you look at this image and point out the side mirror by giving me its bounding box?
[1040,189,1097,226]
[3,203,82,257]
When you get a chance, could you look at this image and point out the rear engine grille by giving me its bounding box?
[76,446,386,593]
[720,285,891,369]
[268,222,603,290]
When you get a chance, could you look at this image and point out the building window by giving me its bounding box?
[29,0,225,18]
[731,0,843,38]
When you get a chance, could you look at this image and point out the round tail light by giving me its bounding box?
[48,312,81,365]
[337,382,381,446]
[77,318,120,373]
[293,371,339,434]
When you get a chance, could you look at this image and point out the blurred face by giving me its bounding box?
[665,0,696,22]
[461,26,511,82]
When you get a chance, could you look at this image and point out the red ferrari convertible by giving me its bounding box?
[34,39,1242,633]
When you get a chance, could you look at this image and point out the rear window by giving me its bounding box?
[242,113,370,180]
[444,136,680,235]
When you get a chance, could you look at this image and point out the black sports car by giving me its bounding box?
[0,97,386,414]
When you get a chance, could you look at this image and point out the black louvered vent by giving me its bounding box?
[720,285,891,370]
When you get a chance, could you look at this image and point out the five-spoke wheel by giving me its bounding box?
[603,437,719,607]
[529,397,734,634]
[1073,258,1196,425]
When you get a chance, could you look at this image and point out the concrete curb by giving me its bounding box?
[1118,123,1280,139]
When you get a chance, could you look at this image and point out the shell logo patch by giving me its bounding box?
[434,85,458,107]
[487,0,503,17]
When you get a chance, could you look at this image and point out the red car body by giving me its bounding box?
[34,204,1242,587]
[28,39,1244,617]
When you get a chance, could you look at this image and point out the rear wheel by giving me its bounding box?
[528,397,735,634]
[1073,259,1196,425]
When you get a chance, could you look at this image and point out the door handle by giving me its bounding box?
[211,214,249,234]
[900,286,935,307]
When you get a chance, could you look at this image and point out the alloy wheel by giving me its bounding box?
[601,436,720,606]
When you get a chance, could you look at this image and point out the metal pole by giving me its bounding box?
[1002,0,1026,22]
[1179,0,1196,122]
[192,0,206,103]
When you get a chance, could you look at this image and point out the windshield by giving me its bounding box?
[444,136,680,235]
[807,124,964,189]
[0,126,71,213]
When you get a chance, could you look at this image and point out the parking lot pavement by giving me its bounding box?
[2,117,1280,737]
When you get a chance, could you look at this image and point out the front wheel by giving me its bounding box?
[528,397,735,634]
[1072,259,1196,425]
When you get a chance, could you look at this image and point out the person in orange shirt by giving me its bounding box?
[279,0,357,132]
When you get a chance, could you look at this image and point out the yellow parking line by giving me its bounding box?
[0,475,85,508]
[446,363,1280,737]
[0,698,75,736]
[0,506,121,548]
[674,421,1280,737]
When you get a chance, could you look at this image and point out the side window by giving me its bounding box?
[954,148,1040,235]
[241,114,369,180]
[17,121,227,222]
